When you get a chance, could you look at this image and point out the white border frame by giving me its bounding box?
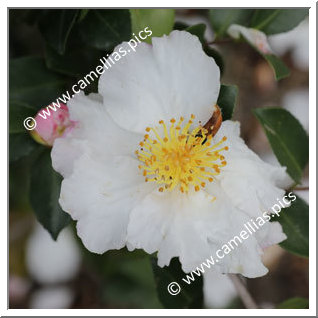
[3,0,316,316]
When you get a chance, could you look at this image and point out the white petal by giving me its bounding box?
[59,152,155,254]
[52,92,142,178]
[255,221,287,249]
[99,30,220,133]
[127,185,268,278]
[214,121,290,217]
[228,24,273,55]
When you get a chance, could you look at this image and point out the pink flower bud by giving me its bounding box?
[31,103,76,146]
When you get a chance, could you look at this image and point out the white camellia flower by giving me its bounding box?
[52,31,289,278]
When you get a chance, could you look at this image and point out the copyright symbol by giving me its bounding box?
[167,282,181,296]
[23,117,37,131]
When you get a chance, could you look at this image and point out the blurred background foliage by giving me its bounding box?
[9,8,309,309]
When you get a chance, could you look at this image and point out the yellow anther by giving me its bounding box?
[135,115,228,194]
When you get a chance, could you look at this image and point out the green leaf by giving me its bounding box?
[274,195,309,258]
[45,43,104,78]
[103,257,163,308]
[9,9,43,26]
[10,132,39,163]
[9,100,37,134]
[217,84,238,120]
[173,21,189,31]
[228,25,290,80]
[185,24,206,43]
[9,101,39,162]
[30,149,71,240]
[9,56,68,110]
[151,257,203,309]
[130,9,175,43]
[78,9,89,22]
[264,54,290,80]
[39,9,79,54]
[277,297,309,309]
[253,108,308,183]
[251,9,308,35]
[209,9,255,38]
[78,9,131,51]
[204,46,224,75]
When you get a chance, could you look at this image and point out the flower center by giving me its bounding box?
[135,115,228,193]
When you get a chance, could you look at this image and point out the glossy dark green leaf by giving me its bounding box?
[39,9,79,54]
[9,100,37,134]
[251,9,308,35]
[173,21,189,31]
[78,9,89,22]
[30,149,71,240]
[9,56,67,110]
[9,156,33,212]
[204,46,224,75]
[9,132,39,162]
[79,9,131,51]
[9,9,43,26]
[264,54,290,80]
[209,9,255,38]
[273,195,309,258]
[277,297,309,309]
[217,84,238,120]
[130,9,175,43]
[151,257,203,309]
[9,101,39,162]
[45,43,104,78]
[185,24,206,43]
[253,108,309,183]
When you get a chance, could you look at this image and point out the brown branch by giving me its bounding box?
[293,186,309,191]
[228,274,258,309]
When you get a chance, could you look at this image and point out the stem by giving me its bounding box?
[206,38,232,45]
[293,186,309,191]
[228,274,258,309]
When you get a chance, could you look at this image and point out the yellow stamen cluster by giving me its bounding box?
[135,115,228,193]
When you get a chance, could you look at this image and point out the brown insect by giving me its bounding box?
[203,104,222,137]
